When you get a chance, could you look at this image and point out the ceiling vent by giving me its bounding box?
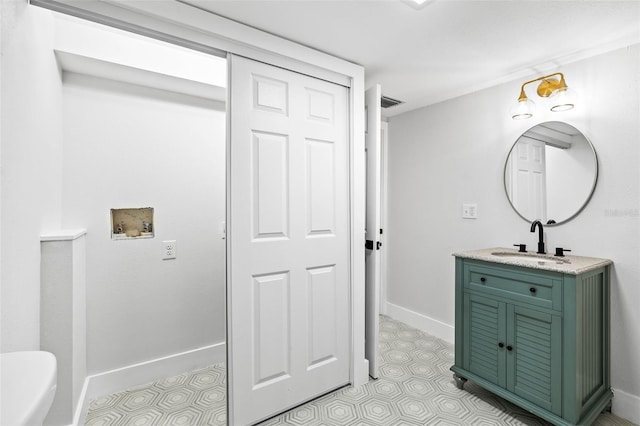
[381,95,404,109]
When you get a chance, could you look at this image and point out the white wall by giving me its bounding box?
[51,16,228,375]
[386,44,640,422]
[0,1,63,352]
[61,72,226,374]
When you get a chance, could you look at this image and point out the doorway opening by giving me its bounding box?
[55,14,228,425]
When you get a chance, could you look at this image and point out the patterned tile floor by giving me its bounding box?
[85,315,637,425]
[85,363,226,425]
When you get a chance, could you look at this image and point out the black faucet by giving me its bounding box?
[530,220,545,254]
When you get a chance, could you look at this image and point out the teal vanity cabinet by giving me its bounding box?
[451,248,612,426]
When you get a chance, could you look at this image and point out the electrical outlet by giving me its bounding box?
[162,240,176,260]
[462,203,478,219]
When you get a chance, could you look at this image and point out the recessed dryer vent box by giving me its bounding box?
[111,207,154,240]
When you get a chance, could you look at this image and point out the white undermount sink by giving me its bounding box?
[490,251,570,265]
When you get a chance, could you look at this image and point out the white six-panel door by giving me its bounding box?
[509,136,547,221]
[227,55,351,425]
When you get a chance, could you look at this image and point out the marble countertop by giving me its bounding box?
[452,247,613,275]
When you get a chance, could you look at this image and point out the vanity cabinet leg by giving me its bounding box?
[453,374,467,390]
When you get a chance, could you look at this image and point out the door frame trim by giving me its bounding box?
[380,121,389,316]
[31,0,368,388]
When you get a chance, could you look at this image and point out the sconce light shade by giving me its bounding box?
[510,97,536,120]
[549,86,578,112]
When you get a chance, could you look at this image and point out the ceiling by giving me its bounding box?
[182,0,640,117]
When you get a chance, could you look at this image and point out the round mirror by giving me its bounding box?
[504,121,598,225]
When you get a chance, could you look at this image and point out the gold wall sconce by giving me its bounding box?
[510,72,577,120]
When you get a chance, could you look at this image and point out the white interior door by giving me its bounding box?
[365,84,382,379]
[510,136,547,221]
[227,54,351,426]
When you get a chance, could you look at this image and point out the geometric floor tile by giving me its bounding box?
[84,364,226,426]
[261,316,637,426]
[85,316,637,426]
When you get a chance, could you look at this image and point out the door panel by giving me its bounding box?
[253,132,289,239]
[307,138,336,234]
[464,294,506,387]
[509,136,547,221]
[307,265,338,368]
[252,272,291,388]
[507,305,562,415]
[228,55,350,425]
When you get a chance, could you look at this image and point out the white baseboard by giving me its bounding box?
[353,358,370,386]
[612,387,640,425]
[72,342,225,425]
[72,374,91,426]
[385,302,455,344]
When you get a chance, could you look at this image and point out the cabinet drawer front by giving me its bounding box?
[464,262,562,311]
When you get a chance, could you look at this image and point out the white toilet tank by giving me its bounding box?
[0,351,57,426]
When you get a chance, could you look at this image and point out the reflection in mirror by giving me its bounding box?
[504,121,598,225]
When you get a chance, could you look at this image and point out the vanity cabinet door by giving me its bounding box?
[463,293,562,416]
[463,293,507,388]
[506,305,562,416]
